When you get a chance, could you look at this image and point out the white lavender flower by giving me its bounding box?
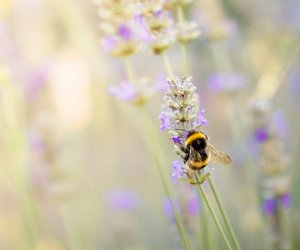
[160,76,207,139]
[160,76,208,182]
[249,100,291,250]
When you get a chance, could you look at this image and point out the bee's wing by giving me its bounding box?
[206,143,232,165]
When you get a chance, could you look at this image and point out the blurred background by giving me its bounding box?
[0,0,300,249]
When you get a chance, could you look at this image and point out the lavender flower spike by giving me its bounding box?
[160,76,211,184]
[161,76,205,138]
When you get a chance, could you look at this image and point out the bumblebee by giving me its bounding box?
[177,131,232,184]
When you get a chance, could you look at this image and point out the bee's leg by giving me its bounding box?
[174,144,189,162]
[186,168,194,180]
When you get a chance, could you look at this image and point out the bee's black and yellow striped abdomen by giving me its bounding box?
[185,131,210,170]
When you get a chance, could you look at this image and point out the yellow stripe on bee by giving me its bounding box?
[188,154,210,169]
[185,132,206,146]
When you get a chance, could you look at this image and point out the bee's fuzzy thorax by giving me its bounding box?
[185,131,206,147]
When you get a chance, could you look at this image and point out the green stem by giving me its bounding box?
[162,52,174,77]
[121,59,191,249]
[181,44,189,76]
[208,177,241,250]
[176,5,184,23]
[123,57,135,82]
[195,175,232,250]
[196,187,210,250]
[139,108,192,250]
[176,6,189,76]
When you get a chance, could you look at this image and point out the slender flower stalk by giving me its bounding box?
[195,182,211,250]
[195,174,232,250]
[177,5,190,75]
[208,177,241,250]
[162,52,174,77]
[176,5,188,75]
[123,57,136,82]
[139,108,192,250]
[0,70,40,249]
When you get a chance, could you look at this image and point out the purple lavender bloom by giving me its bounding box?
[159,111,171,131]
[155,73,168,92]
[194,109,208,127]
[117,24,132,40]
[154,9,163,17]
[183,130,189,139]
[26,65,48,100]
[134,15,152,43]
[102,36,117,52]
[188,195,200,215]
[208,72,245,92]
[254,127,269,143]
[289,70,300,95]
[171,160,184,180]
[171,136,181,144]
[163,197,179,221]
[28,129,45,154]
[106,189,140,211]
[263,197,276,215]
[272,110,288,139]
[280,193,291,209]
[109,81,137,101]
[164,197,173,218]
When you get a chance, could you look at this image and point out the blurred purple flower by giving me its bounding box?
[155,73,168,92]
[26,65,49,100]
[280,193,291,209]
[159,111,171,131]
[208,72,245,93]
[254,127,269,143]
[164,197,173,218]
[290,70,300,95]
[272,110,288,139]
[106,189,140,211]
[163,197,179,222]
[28,129,45,154]
[171,160,184,180]
[194,109,208,127]
[188,195,200,215]
[263,197,276,215]
[117,24,132,40]
[134,15,153,43]
[109,81,137,101]
[102,36,117,52]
